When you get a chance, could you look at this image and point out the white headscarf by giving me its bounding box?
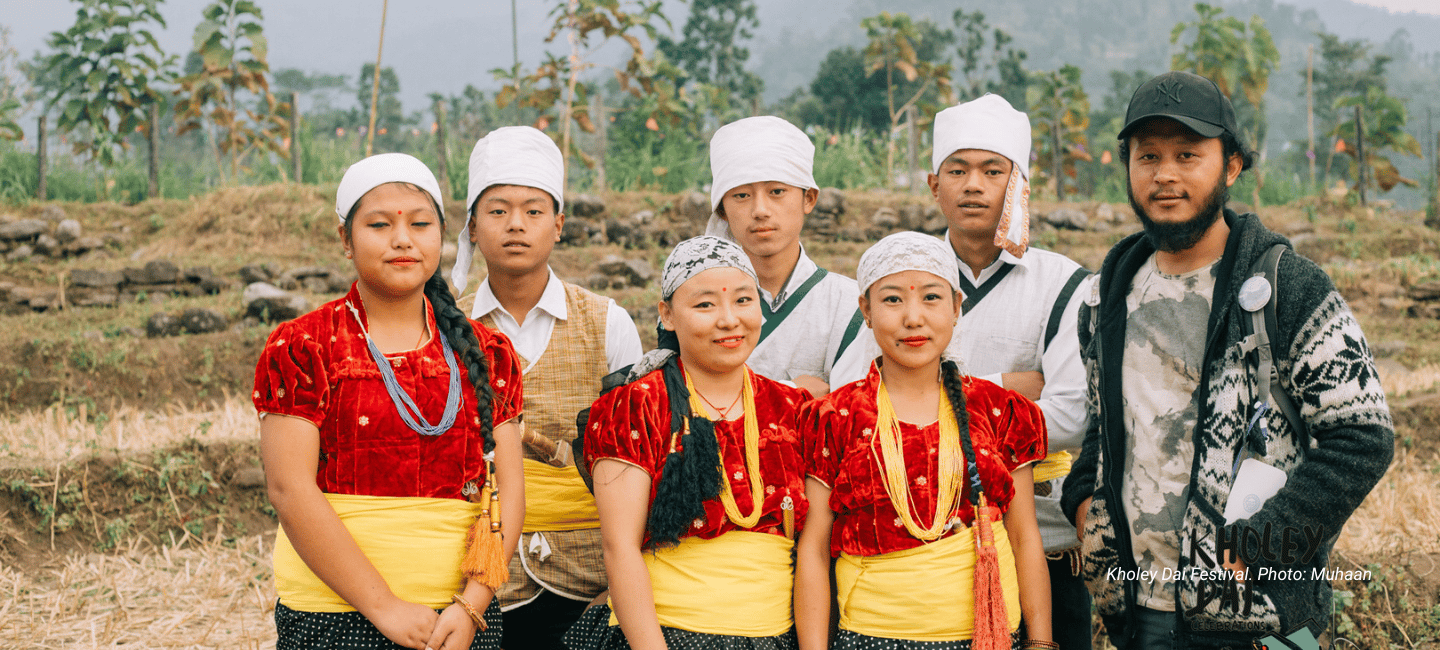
[705,116,817,240]
[451,126,565,292]
[660,235,759,300]
[932,94,1032,258]
[622,236,760,382]
[335,153,445,223]
[856,232,961,296]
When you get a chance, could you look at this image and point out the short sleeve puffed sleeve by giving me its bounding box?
[476,324,524,427]
[797,398,840,489]
[253,320,329,426]
[996,390,1047,472]
[582,372,670,477]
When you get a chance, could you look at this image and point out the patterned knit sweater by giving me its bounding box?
[1060,210,1393,646]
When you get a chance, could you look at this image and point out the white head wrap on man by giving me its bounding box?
[931,94,1032,258]
[449,126,565,292]
[335,153,445,223]
[856,231,962,296]
[705,116,817,240]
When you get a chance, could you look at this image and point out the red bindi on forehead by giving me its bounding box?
[721,287,727,292]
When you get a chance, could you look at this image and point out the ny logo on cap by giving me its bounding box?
[1154,80,1183,105]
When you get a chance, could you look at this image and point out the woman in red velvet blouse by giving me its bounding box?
[794,232,1053,650]
[566,235,815,650]
[253,154,524,650]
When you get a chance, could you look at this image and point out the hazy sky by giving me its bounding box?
[3,0,1436,115]
[1353,0,1439,12]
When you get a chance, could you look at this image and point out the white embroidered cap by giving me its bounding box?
[705,116,817,240]
[451,126,565,292]
[335,153,445,223]
[661,235,759,300]
[856,232,961,295]
[931,94,1032,258]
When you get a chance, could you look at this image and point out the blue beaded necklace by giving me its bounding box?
[346,299,463,436]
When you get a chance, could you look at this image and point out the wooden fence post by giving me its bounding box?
[1355,105,1365,207]
[433,98,452,201]
[906,104,919,194]
[290,92,302,183]
[1053,120,1065,203]
[148,103,160,199]
[594,89,607,192]
[36,115,47,200]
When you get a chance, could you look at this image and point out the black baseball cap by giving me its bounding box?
[1117,71,1241,143]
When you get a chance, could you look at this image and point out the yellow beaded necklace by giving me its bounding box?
[685,369,764,529]
[874,377,964,541]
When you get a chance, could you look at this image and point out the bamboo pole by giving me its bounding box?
[1432,131,1439,228]
[433,98,452,200]
[594,89,607,192]
[906,104,919,195]
[365,0,389,158]
[290,92,302,183]
[36,115,46,200]
[147,103,160,199]
[1306,45,1316,190]
[560,0,580,195]
[1355,105,1365,207]
[1053,120,1065,202]
[511,0,521,124]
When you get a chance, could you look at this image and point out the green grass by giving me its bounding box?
[813,128,886,189]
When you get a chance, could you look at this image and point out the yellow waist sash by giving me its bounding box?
[274,493,483,612]
[1032,450,1074,484]
[522,458,600,532]
[837,522,1021,641]
[607,531,794,637]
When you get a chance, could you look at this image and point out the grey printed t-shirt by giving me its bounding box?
[1121,254,1217,611]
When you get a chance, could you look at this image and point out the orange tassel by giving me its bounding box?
[461,468,509,591]
[971,494,1009,650]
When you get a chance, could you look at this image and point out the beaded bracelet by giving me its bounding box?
[451,593,487,632]
[1023,640,1060,650]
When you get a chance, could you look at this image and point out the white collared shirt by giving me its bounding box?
[749,244,864,385]
[470,268,643,373]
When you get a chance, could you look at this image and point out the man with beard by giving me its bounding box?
[1061,71,1393,648]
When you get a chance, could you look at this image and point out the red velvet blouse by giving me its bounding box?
[583,363,812,546]
[252,285,524,501]
[802,363,1046,557]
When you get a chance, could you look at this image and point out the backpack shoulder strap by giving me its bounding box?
[1241,244,1309,452]
[1045,267,1093,350]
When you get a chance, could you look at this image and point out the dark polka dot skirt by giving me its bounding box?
[833,630,1023,650]
[275,599,503,650]
[562,604,797,650]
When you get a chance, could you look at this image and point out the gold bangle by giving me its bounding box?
[1023,641,1060,650]
[451,593,487,631]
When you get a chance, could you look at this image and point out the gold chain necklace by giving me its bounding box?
[685,369,764,529]
[874,377,964,541]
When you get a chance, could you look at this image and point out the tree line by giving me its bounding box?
[0,0,1432,215]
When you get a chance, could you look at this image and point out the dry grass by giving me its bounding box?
[0,396,258,464]
[1337,447,1440,557]
[1383,364,1440,399]
[0,527,277,649]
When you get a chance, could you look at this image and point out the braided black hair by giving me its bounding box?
[644,316,722,548]
[344,182,497,454]
[427,271,497,454]
[939,358,985,507]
